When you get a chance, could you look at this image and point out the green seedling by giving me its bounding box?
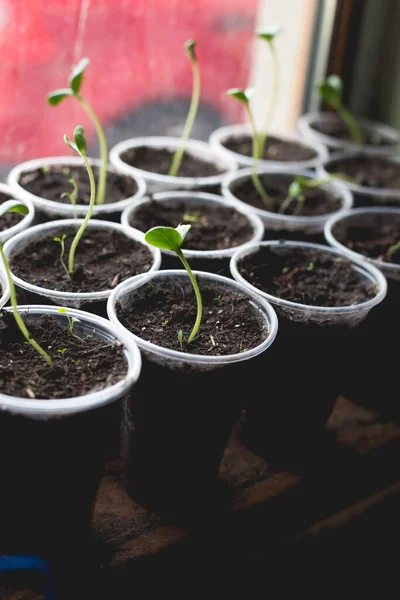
[0,201,53,368]
[53,234,68,277]
[387,240,400,258]
[227,87,271,209]
[317,75,362,145]
[60,177,78,220]
[177,329,184,350]
[256,24,282,159]
[57,307,85,342]
[64,125,95,274]
[168,40,200,177]
[307,262,315,271]
[183,211,200,223]
[145,224,203,345]
[48,58,108,205]
[57,347,67,357]
[279,173,356,215]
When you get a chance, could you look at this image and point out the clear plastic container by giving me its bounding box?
[0,266,10,308]
[109,136,237,194]
[297,111,400,155]
[3,218,161,313]
[0,182,35,244]
[221,167,353,237]
[7,156,147,220]
[209,123,328,171]
[121,190,264,275]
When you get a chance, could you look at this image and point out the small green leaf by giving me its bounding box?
[288,181,301,199]
[64,134,78,154]
[176,223,191,242]
[256,24,283,41]
[226,87,254,105]
[144,226,184,251]
[73,126,87,155]
[47,89,73,106]
[318,75,343,109]
[57,307,67,314]
[185,39,197,62]
[69,57,90,95]
[0,200,29,218]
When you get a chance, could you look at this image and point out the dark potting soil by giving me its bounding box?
[120,146,224,177]
[10,227,154,293]
[324,155,400,190]
[130,200,254,250]
[231,175,342,216]
[0,191,23,231]
[312,117,394,146]
[223,134,317,162]
[0,312,126,398]
[19,164,138,205]
[237,246,377,306]
[332,215,400,265]
[116,279,269,355]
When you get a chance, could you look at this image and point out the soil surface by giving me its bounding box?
[130,200,254,250]
[116,279,269,355]
[324,155,400,190]
[120,147,224,177]
[237,245,378,306]
[332,215,400,265]
[312,117,395,146]
[230,175,342,216]
[10,227,154,293]
[0,312,126,398]
[19,165,138,205]
[0,191,23,231]
[223,135,317,162]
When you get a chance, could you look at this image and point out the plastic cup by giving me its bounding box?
[0,182,35,244]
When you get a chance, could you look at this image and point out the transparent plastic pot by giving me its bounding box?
[318,150,400,208]
[0,266,10,308]
[7,156,146,222]
[107,269,278,521]
[0,304,141,559]
[221,166,353,244]
[229,240,387,466]
[325,207,400,416]
[121,190,264,276]
[297,111,400,156]
[109,136,237,194]
[3,219,161,316]
[209,124,328,171]
[0,183,35,244]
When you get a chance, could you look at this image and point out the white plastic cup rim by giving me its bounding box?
[7,156,147,216]
[0,267,10,308]
[3,218,161,302]
[221,167,353,228]
[109,136,237,187]
[209,123,329,170]
[0,182,35,244]
[107,269,279,366]
[229,240,387,315]
[317,150,400,199]
[121,190,265,259]
[324,206,400,277]
[0,304,142,417]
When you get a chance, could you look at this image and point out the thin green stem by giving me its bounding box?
[68,155,96,274]
[168,60,200,177]
[259,41,279,158]
[176,248,202,344]
[0,243,53,368]
[246,105,271,209]
[77,96,108,204]
[338,106,362,145]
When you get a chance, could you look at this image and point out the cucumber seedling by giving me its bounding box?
[60,177,78,219]
[317,75,362,145]
[279,173,355,215]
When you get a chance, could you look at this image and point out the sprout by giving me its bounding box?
[279,173,355,215]
[60,177,78,220]
[0,201,53,368]
[53,234,68,276]
[144,224,202,345]
[256,23,282,159]
[317,75,362,144]
[64,126,95,274]
[57,307,85,342]
[227,87,271,208]
[48,58,108,205]
[168,40,200,177]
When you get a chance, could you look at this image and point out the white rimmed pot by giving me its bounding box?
[325,207,400,417]
[297,111,400,156]
[109,136,237,194]
[0,304,141,559]
[0,267,10,308]
[7,156,146,222]
[121,190,264,276]
[0,183,35,244]
[209,124,329,171]
[230,240,387,466]
[222,167,353,244]
[318,150,400,208]
[3,219,161,316]
[107,269,278,521]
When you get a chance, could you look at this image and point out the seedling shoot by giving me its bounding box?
[317,75,362,144]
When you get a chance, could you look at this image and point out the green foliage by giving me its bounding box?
[317,74,362,144]
[53,234,68,277]
[256,24,282,42]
